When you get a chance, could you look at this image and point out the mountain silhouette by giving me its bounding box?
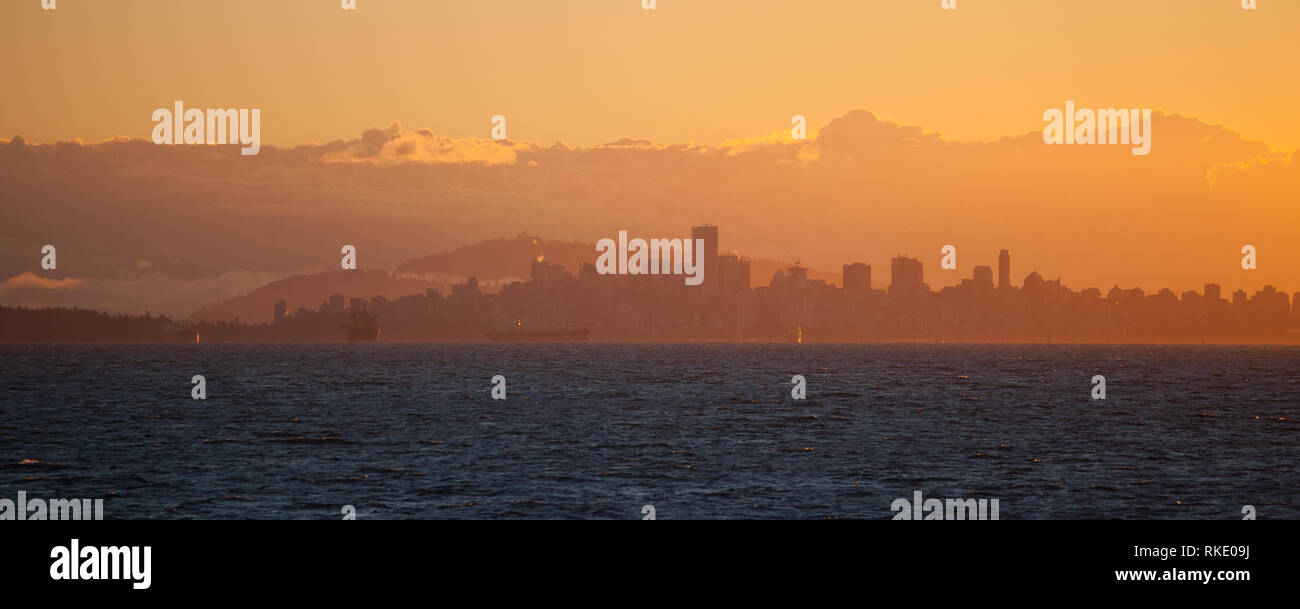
[187,234,841,323]
[394,233,595,281]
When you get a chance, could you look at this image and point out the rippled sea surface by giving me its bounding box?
[2,343,1297,519]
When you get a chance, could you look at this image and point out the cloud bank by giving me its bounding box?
[1,110,1297,318]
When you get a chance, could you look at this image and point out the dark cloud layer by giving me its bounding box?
[2,110,1297,317]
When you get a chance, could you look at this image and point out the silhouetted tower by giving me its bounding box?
[843,263,871,292]
[889,256,923,294]
[998,249,1011,289]
[691,224,719,295]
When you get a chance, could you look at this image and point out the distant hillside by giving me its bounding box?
[188,237,847,324]
[395,233,843,288]
[395,233,597,282]
[187,270,438,324]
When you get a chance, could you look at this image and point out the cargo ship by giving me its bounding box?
[340,310,379,341]
[485,325,590,342]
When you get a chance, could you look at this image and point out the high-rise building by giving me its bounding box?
[786,264,808,284]
[718,253,751,294]
[328,293,345,314]
[531,259,550,285]
[1205,283,1222,301]
[998,249,1011,289]
[973,265,994,288]
[734,257,751,293]
[691,225,719,295]
[890,256,924,294]
[273,299,287,323]
[843,263,871,292]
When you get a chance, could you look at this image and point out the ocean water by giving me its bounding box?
[1,343,1296,519]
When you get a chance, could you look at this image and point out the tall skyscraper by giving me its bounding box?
[998,249,1011,289]
[691,224,719,295]
[843,263,871,292]
[1205,283,1222,301]
[973,265,993,288]
[733,257,751,293]
[889,256,924,294]
[531,259,552,286]
[718,253,752,294]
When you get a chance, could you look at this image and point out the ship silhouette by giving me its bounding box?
[485,320,589,342]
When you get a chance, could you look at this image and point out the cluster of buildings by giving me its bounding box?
[269,225,1300,343]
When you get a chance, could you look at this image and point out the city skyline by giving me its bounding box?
[6,0,1299,547]
[4,104,1297,317]
[4,2,1300,320]
[3,1,1297,329]
[3,208,1295,322]
[5,224,1296,344]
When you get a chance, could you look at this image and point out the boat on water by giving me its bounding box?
[340,310,379,342]
[485,327,590,342]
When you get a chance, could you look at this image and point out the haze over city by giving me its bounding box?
[5,0,1300,551]
[2,0,1297,321]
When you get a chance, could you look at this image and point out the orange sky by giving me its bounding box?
[2,0,1298,317]
[3,0,1299,150]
